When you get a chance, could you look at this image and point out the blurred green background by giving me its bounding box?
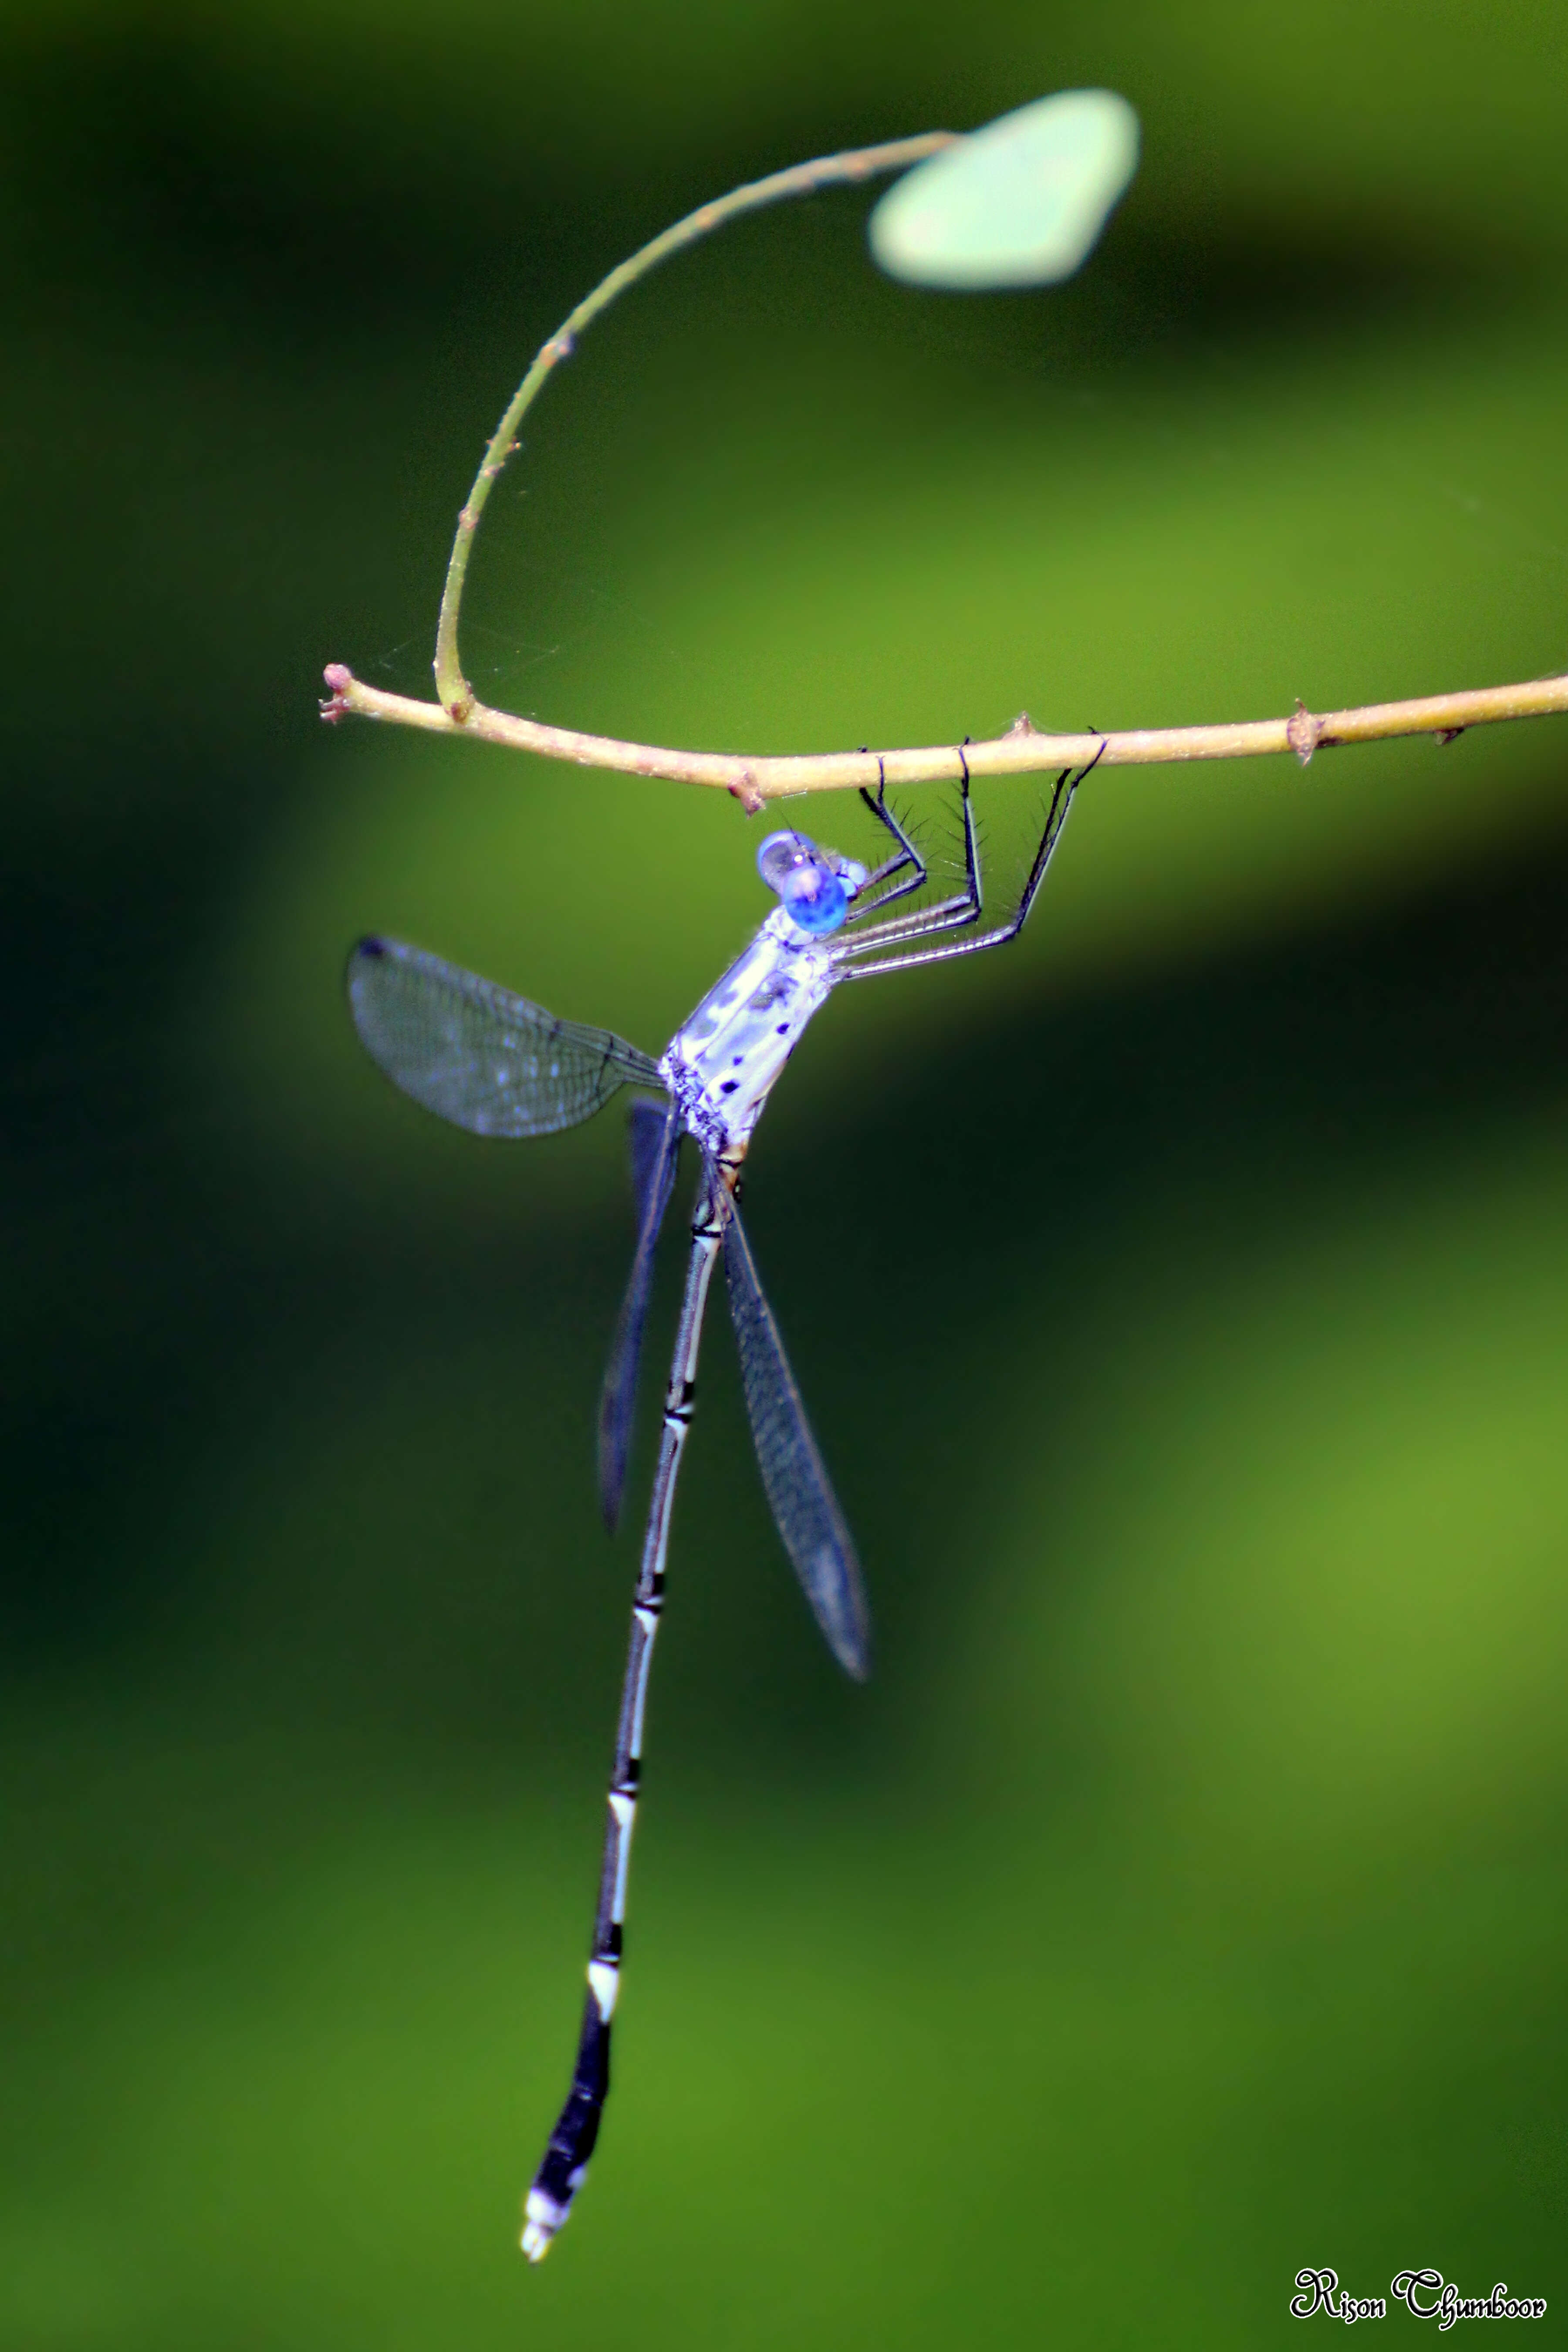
[5,2,1568,2343]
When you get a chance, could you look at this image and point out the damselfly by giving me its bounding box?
[346,753,1097,2259]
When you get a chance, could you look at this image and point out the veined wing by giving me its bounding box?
[626,1093,675,1234]
[723,1193,870,1680]
[346,936,662,1137]
[598,1099,682,1530]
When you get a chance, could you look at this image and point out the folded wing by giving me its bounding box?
[723,1192,871,1680]
[598,1100,682,1529]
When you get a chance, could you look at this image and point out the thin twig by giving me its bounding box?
[432,132,956,718]
[321,666,1568,809]
[338,123,1568,805]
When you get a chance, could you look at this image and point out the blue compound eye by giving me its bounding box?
[780,863,848,934]
[756,830,850,935]
[756,831,808,890]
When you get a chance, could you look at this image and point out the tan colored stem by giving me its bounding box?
[321,666,1568,807]
[366,127,1568,804]
[432,132,955,716]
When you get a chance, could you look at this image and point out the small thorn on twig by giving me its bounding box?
[730,774,764,816]
[1007,710,1039,736]
[1433,725,1466,746]
[320,662,354,722]
[1286,700,1322,766]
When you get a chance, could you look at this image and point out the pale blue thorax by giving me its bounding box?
[659,831,865,1156]
[661,909,838,1154]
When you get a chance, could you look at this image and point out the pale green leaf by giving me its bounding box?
[869,89,1140,291]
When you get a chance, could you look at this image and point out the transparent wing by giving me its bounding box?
[723,1195,871,1680]
[627,1094,674,1235]
[598,1100,682,1530]
[346,936,662,1138]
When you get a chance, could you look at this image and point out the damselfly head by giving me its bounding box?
[756,831,867,937]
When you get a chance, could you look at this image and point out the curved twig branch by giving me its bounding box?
[432,132,956,717]
[321,666,1568,808]
[327,125,1568,807]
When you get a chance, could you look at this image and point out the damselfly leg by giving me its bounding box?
[836,755,985,956]
[841,767,927,920]
[836,742,1104,980]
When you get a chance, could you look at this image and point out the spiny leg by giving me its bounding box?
[834,751,985,962]
[841,741,1105,981]
[522,1158,727,2262]
[843,762,928,921]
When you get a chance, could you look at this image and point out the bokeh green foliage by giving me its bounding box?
[4,1,1568,2344]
